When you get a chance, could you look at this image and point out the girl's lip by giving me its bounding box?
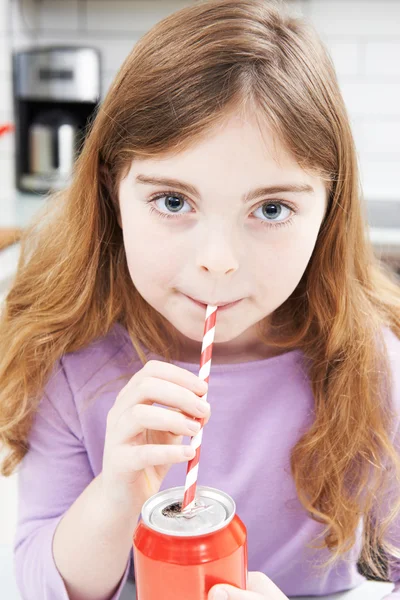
[184,295,242,311]
[216,299,242,311]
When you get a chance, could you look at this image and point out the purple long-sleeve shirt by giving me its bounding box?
[13,323,400,599]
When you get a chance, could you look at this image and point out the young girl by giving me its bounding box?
[1,0,400,599]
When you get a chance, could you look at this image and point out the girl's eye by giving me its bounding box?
[151,193,192,216]
[252,202,292,223]
[146,191,296,227]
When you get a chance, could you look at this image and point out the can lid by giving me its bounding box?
[141,486,236,537]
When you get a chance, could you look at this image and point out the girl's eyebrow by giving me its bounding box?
[135,174,314,203]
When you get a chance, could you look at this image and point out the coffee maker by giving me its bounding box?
[13,47,101,193]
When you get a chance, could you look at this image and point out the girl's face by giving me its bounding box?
[118,111,327,361]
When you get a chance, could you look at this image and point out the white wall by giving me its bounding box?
[304,0,400,202]
[0,0,14,219]
[1,0,399,202]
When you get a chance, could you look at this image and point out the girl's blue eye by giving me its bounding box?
[154,193,192,214]
[253,202,292,222]
[147,191,295,226]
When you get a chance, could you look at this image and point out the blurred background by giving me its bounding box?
[0,1,399,598]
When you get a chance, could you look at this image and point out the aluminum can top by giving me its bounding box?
[141,485,236,538]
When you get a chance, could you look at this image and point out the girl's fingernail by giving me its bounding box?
[183,446,195,458]
[213,590,229,600]
[198,380,208,392]
[196,400,210,415]
[186,419,201,433]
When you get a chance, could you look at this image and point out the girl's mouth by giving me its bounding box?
[184,295,243,311]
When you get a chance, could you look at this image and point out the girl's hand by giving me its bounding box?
[209,572,289,600]
[99,360,210,517]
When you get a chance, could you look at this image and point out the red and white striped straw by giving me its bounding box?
[182,304,218,512]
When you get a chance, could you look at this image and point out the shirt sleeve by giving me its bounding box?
[13,362,132,600]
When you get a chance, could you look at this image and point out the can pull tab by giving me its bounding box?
[162,501,213,520]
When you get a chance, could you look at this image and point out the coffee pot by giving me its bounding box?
[29,109,79,179]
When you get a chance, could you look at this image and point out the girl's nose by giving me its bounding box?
[195,226,240,275]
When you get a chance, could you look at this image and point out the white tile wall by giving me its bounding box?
[325,40,361,76]
[1,0,400,201]
[0,0,14,198]
[305,0,400,36]
[340,82,400,116]
[365,41,400,77]
[39,0,79,31]
[359,159,400,199]
[84,38,139,72]
[9,0,38,33]
[0,35,11,73]
[352,120,400,156]
[86,0,192,32]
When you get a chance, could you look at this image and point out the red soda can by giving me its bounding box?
[133,485,248,600]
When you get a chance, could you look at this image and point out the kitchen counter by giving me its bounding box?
[1,190,48,229]
[121,580,395,600]
[0,192,399,295]
[367,200,400,263]
[0,191,47,299]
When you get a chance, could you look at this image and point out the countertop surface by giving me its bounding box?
[94,579,398,600]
